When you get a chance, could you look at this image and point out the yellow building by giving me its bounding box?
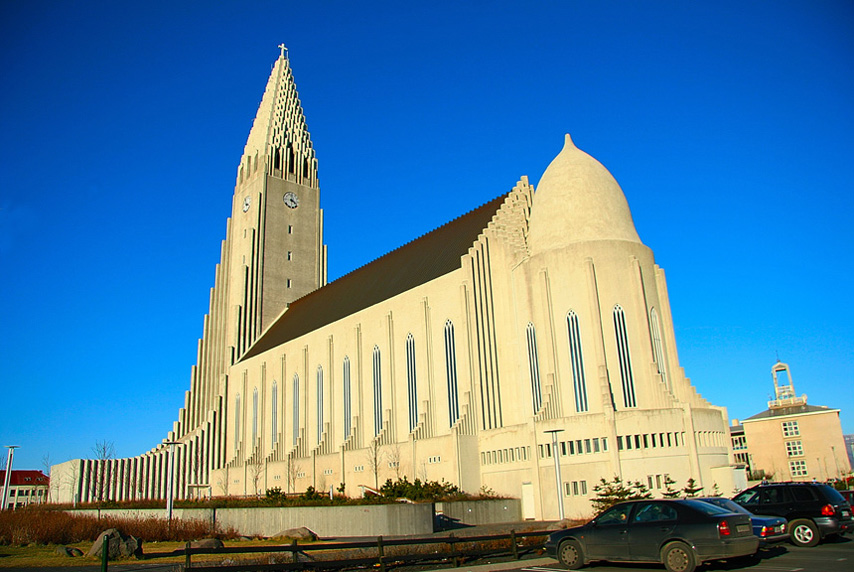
[53,49,744,519]
[734,362,851,482]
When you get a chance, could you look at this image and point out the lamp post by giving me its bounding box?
[544,429,565,521]
[2,446,19,511]
[165,441,179,522]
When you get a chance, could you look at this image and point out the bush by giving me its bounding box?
[378,477,464,501]
[0,507,238,546]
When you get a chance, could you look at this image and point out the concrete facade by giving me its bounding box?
[53,49,744,520]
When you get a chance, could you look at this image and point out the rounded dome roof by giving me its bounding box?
[528,134,641,253]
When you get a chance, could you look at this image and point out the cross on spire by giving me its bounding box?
[278,43,288,58]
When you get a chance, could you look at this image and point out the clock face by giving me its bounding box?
[242,196,251,212]
[283,191,299,209]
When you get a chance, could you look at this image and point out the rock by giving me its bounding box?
[55,546,83,557]
[87,528,143,560]
[273,526,317,541]
[189,538,224,549]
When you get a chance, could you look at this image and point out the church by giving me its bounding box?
[52,49,742,519]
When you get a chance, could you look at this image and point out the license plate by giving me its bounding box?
[737,525,750,533]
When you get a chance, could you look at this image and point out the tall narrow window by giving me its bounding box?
[234,393,241,450]
[316,366,324,443]
[566,311,588,412]
[650,308,668,388]
[343,357,351,439]
[372,345,383,436]
[292,374,300,446]
[271,382,278,445]
[444,320,460,426]
[613,305,637,408]
[526,323,542,413]
[406,333,418,432]
[252,388,259,443]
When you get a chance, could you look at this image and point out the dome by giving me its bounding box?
[527,134,641,253]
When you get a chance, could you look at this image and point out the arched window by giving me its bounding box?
[650,308,668,388]
[567,311,588,412]
[406,333,418,432]
[252,388,259,443]
[316,365,324,443]
[613,305,637,408]
[234,393,241,450]
[271,382,278,445]
[526,323,542,413]
[292,373,300,446]
[444,320,460,426]
[373,345,383,436]
[343,357,351,439]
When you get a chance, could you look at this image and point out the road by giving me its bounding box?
[512,536,853,572]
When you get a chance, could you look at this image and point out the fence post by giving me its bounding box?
[185,541,192,569]
[100,534,109,572]
[510,530,519,559]
[377,536,385,572]
[291,539,298,564]
[449,533,460,567]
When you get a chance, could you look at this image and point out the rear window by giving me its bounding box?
[684,500,730,516]
[819,485,846,504]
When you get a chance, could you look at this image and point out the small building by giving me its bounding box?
[0,470,50,509]
[732,362,851,482]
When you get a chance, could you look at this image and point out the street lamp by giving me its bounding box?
[544,429,565,521]
[1,446,19,511]
[165,441,179,522]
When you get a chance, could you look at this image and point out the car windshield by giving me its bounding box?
[699,497,750,515]
[683,499,730,516]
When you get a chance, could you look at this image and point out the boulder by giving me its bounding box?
[189,538,224,549]
[55,546,83,557]
[273,526,317,541]
[87,528,143,559]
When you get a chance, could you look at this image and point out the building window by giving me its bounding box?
[444,320,460,426]
[271,382,278,445]
[566,311,588,412]
[252,388,259,443]
[343,356,351,439]
[782,421,800,437]
[373,345,383,436]
[789,459,808,477]
[404,333,419,432]
[316,366,324,443]
[292,374,300,446]
[526,323,542,413]
[650,307,668,388]
[786,440,804,457]
[234,393,241,449]
[613,305,637,408]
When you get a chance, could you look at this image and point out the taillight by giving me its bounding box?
[718,520,731,537]
[759,526,769,537]
[821,504,835,517]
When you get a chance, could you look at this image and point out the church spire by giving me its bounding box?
[240,47,317,189]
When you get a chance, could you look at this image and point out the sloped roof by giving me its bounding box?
[241,193,508,361]
[0,470,49,486]
[744,403,836,421]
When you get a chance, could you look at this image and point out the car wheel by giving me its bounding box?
[557,539,585,569]
[789,519,820,547]
[662,541,696,572]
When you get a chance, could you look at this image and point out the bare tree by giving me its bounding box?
[91,440,116,502]
[41,454,51,477]
[286,456,302,493]
[366,438,385,489]
[387,443,403,479]
[248,460,265,498]
[216,465,230,497]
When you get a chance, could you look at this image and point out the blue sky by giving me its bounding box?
[1,1,852,472]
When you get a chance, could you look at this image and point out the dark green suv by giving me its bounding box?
[733,482,853,547]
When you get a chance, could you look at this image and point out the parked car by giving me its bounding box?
[544,499,758,572]
[733,482,853,547]
[698,497,788,545]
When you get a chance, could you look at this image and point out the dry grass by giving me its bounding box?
[0,507,238,546]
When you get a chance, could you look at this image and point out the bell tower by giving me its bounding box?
[229,46,327,357]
